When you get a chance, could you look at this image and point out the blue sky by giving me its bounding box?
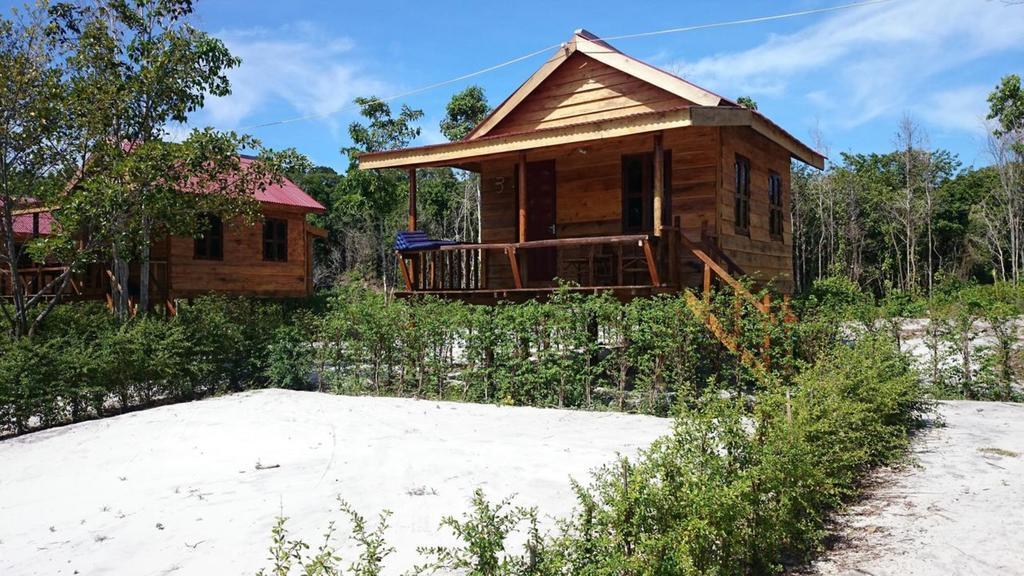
[8,0,1024,170]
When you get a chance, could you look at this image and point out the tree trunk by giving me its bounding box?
[139,223,151,315]
[2,211,28,337]
[111,243,130,320]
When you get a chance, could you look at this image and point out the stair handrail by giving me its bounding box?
[684,290,767,378]
[676,232,769,315]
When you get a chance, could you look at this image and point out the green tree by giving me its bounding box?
[938,167,997,279]
[983,75,1024,282]
[987,74,1024,155]
[287,164,344,286]
[736,95,758,110]
[427,86,491,243]
[341,97,423,288]
[440,85,490,141]
[0,2,74,337]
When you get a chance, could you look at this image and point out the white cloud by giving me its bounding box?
[196,22,388,130]
[672,0,1024,131]
[162,123,192,143]
[918,84,993,136]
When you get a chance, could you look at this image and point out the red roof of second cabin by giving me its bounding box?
[240,156,325,212]
[7,156,324,238]
[12,211,55,236]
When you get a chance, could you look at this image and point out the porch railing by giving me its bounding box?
[396,234,675,293]
[0,266,84,300]
[2,261,171,311]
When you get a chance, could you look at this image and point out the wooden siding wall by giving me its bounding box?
[487,53,691,136]
[478,126,720,288]
[167,205,312,298]
[478,159,518,288]
[717,126,794,292]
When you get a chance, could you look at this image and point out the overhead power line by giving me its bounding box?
[599,0,896,42]
[237,0,898,131]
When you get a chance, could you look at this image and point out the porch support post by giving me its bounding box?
[506,246,523,289]
[652,133,664,237]
[407,168,417,231]
[517,153,527,244]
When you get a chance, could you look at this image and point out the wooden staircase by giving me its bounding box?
[675,231,792,379]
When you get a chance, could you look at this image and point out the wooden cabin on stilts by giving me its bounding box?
[361,30,824,311]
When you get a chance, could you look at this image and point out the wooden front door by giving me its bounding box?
[524,160,557,283]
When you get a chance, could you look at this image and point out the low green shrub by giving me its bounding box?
[413,489,546,576]
[266,319,317,391]
[553,334,926,574]
[3,281,833,435]
[309,286,748,415]
[256,497,394,576]
[256,334,928,575]
[0,296,292,435]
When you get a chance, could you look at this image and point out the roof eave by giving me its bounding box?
[357,105,826,171]
[688,107,825,169]
[358,107,694,170]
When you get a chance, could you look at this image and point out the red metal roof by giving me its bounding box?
[12,211,54,236]
[239,156,325,212]
[7,156,324,238]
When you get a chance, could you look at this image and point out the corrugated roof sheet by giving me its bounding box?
[12,211,54,236]
[239,156,325,212]
[6,156,324,238]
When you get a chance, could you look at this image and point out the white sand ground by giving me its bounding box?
[0,390,670,576]
[809,400,1024,576]
[4,393,1022,576]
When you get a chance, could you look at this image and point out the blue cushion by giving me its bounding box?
[395,230,457,251]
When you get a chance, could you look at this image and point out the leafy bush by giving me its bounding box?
[175,296,287,395]
[266,320,316,391]
[0,296,292,436]
[307,286,748,415]
[543,334,926,574]
[257,333,927,576]
[255,497,394,576]
[4,280,831,436]
[414,489,546,576]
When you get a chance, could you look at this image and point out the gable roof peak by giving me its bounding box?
[464,29,726,140]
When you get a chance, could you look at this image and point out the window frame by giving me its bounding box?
[734,154,751,236]
[194,214,224,261]
[768,171,784,241]
[262,218,288,262]
[620,150,672,234]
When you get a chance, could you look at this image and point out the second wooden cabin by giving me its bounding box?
[3,156,326,310]
[361,29,824,303]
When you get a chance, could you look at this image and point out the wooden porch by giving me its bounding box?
[1,260,175,314]
[394,222,751,301]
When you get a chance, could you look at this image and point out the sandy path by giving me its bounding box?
[0,390,670,576]
[808,400,1024,576]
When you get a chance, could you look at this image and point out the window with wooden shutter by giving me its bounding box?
[769,172,783,240]
[263,218,288,262]
[734,155,750,236]
[194,214,223,260]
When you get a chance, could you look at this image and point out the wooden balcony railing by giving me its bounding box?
[0,266,83,300]
[396,234,672,293]
[2,261,171,313]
